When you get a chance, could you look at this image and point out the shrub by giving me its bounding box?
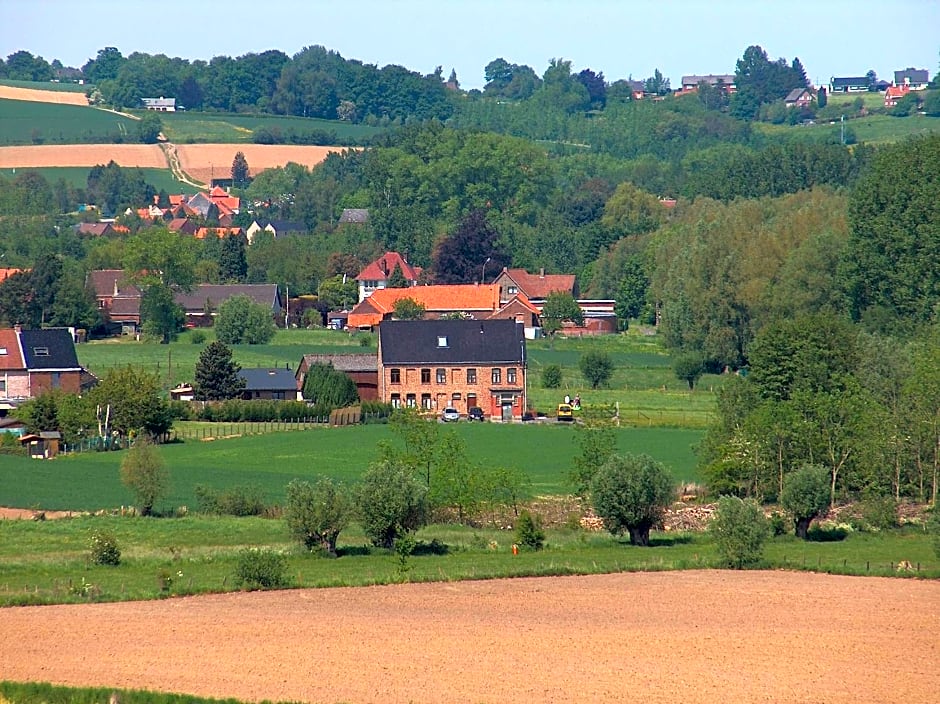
[590,453,674,546]
[190,329,206,344]
[781,464,830,540]
[356,460,429,549]
[927,508,940,558]
[119,438,169,517]
[709,496,770,568]
[541,364,563,389]
[284,478,352,556]
[194,484,266,516]
[89,530,121,566]
[515,510,545,550]
[768,511,788,536]
[579,350,614,389]
[858,495,899,531]
[233,548,289,590]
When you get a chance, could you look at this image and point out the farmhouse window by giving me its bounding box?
[507,368,517,384]
[273,391,285,400]
[406,394,416,408]
[491,368,501,384]
[508,286,518,295]
[421,368,431,384]
[436,368,447,384]
[467,368,477,384]
[0,379,5,393]
[421,393,432,409]
[390,368,401,384]
[391,393,401,408]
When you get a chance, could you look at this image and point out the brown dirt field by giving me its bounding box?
[175,144,348,184]
[0,85,89,106]
[1,571,937,704]
[0,144,167,169]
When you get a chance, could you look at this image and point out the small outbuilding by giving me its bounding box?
[19,431,62,459]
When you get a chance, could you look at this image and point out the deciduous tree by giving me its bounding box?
[356,460,429,549]
[709,496,770,568]
[780,464,830,539]
[214,294,276,344]
[591,454,674,546]
[580,350,614,389]
[120,437,169,516]
[285,478,352,556]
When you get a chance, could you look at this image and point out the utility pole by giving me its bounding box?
[841,114,845,145]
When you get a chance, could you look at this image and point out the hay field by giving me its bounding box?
[175,143,350,183]
[0,84,89,105]
[0,144,167,169]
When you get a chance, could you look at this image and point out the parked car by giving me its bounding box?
[556,403,574,422]
[468,406,485,422]
[441,407,461,422]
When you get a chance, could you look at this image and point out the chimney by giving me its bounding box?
[539,268,545,278]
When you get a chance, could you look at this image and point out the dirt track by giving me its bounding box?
[1,571,937,704]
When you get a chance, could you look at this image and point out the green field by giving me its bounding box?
[0,78,90,93]
[756,112,940,145]
[6,166,198,194]
[0,98,138,145]
[0,423,703,510]
[154,110,385,144]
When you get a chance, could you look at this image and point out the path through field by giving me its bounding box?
[1,571,937,704]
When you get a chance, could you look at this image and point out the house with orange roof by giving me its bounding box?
[347,284,501,330]
[355,251,422,302]
[0,268,28,284]
[493,268,577,304]
[488,291,541,330]
[884,85,911,107]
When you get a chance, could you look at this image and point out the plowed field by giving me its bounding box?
[175,144,347,183]
[1,571,937,704]
[0,144,166,169]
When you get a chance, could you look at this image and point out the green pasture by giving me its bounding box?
[154,110,384,144]
[0,424,703,510]
[0,513,935,607]
[0,98,137,145]
[0,78,90,93]
[757,112,940,146]
[6,166,198,194]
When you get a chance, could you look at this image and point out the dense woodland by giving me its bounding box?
[1,44,939,504]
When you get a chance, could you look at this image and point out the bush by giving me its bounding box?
[515,510,545,550]
[89,530,121,566]
[926,508,940,558]
[769,511,788,536]
[709,496,770,568]
[119,438,169,517]
[194,484,267,516]
[233,548,289,590]
[579,350,614,389]
[858,495,899,531]
[284,478,352,556]
[190,329,206,344]
[541,364,563,389]
[356,460,429,549]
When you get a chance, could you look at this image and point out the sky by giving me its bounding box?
[3,0,938,90]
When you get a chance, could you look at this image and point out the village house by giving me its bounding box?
[378,319,527,421]
[893,67,929,90]
[239,367,301,401]
[492,267,577,305]
[355,251,422,302]
[679,74,736,94]
[142,97,176,111]
[174,284,282,326]
[784,87,815,108]
[0,327,85,406]
[245,219,307,243]
[347,284,501,329]
[295,353,379,401]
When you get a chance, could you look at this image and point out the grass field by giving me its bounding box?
[155,110,385,144]
[757,111,940,145]
[0,513,935,607]
[5,166,198,193]
[0,98,137,145]
[0,423,703,510]
[0,79,89,93]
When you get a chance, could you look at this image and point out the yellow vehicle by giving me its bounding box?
[556,403,574,422]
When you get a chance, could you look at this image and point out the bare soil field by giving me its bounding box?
[175,144,348,183]
[0,85,89,106]
[0,144,167,169]
[1,571,937,704]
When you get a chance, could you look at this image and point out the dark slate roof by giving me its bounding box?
[894,68,929,84]
[18,329,81,370]
[239,368,298,392]
[265,220,306,234]
[379,319,525,365]
[175,284,281,313]
[830,76,868,87]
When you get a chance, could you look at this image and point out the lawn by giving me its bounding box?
[8,166,198,194]
[0,98,137,145]
[0,423,704,510]
[155,110,385,145]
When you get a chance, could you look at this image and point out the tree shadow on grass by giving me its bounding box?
[806,526,848,542]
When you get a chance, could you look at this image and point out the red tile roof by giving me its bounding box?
[356,252,422,282]
[499,268,576,299]
[0,328,25,370]
[0,268,27,283]
[194,227,243,240]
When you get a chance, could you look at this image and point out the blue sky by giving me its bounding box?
[4,0,938,89]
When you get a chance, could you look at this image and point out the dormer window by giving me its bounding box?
[33,347,49,356]
[437,336,448,347]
